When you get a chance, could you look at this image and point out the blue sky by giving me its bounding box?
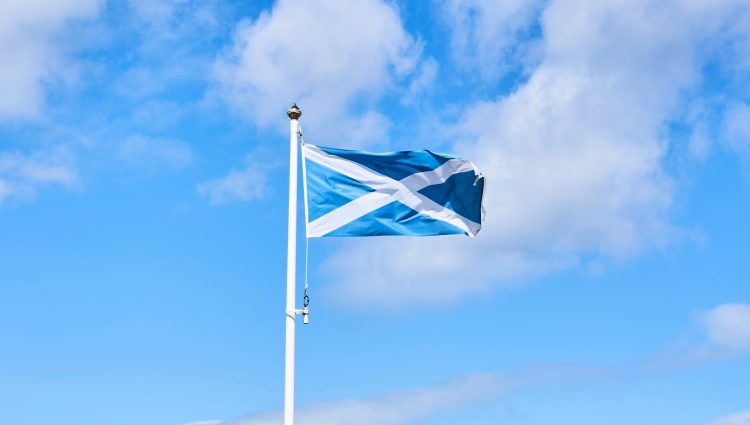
[1,0,750,424]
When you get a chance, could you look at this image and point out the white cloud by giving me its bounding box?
[402,58,438,104]
[723,102,750,158]
[111,0,226,100]
[115,134,193,169]
[706,411,750,425]
[180,308,750,425]
[185,364,611,425]
[0,0,100,120]
[438,0,542,78]
[701,303,750,352]
[322,237,569,308]
[321,0,750,307]
[197,155,272,205]
[129,0,221,33]
[213,0,421,149]
[217,374,500,425]
[0,148,79,203]
[129,0,176,26]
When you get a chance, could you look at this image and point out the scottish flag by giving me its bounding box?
[301,144,485,237]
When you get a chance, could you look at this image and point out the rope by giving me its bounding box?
[303,236,310,308]
[299,124,310,310]
[297,124,305,145]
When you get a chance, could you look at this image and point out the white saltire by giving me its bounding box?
[302,144,482,237]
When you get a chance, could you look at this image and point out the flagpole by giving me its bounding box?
[284,104,301,425]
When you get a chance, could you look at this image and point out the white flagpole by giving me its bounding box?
[284,104,301,425]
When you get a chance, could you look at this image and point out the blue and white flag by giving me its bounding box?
[301,144,485,237]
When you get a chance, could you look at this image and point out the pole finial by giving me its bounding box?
[287,103,301,120]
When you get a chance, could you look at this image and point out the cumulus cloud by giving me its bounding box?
[0,0,100,120]
[701,303,750,352]
[213,0,421,148]
[706,411,750,425]
[322,0,750,307]
[197,154,273,205]
[0,148,79,203]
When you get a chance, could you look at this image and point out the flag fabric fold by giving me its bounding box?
[301,143,485,238]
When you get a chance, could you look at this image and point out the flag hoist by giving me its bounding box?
[282,103,485,425]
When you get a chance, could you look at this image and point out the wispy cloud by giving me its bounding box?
[1,0,228,205]
[111,0,228,100]
[197,154,274,205]
[723,102,750,159]
[635,302,750,369]
[185,301,750,425]
[115,133,193,170]
[0,147,79,203]
[402,59,438,105]
[438,0,543,80]
[185,365,610,425]
[223,374,502,425]
[706,411,750,425]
